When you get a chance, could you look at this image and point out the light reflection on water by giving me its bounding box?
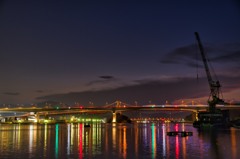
[0,123,240,159]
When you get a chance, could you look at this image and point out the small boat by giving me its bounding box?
[167,131,193,137]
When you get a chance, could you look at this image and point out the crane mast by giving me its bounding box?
[194,32,224,112]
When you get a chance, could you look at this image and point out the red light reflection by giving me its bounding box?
[79,124,83,159]
[175,124,179,159]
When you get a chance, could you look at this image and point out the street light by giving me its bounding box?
[134,101,138,106]
[165,100,169,105]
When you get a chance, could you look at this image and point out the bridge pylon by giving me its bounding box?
[111,101,121,123]
[116,100,121,107]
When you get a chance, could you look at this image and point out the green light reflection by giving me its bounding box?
[55,124,59,158]
[151,123,156,159]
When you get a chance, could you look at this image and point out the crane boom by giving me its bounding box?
[194,32,224,112]
[194,32,213,87]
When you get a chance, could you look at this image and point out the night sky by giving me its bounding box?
[1,0,240,106]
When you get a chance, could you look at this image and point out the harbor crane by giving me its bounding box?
[194,32,224,112]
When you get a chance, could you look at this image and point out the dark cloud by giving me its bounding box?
[99,76,114,79]
[86,76,116,87]
[36,72,240,106]
[212,50,240,64]
[160,44,197,64]
[36,75,238,106]
[160,43,240,68]
[3,92,20,96]
[159,44,212,68]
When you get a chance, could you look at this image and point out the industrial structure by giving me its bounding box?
[193,32,230,128]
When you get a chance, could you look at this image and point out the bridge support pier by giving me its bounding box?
[112,112,116,123]
[192,112,198,121]
[35,113,40,123]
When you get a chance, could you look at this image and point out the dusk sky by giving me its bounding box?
[1,0,240,106]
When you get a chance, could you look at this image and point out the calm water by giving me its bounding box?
[0,123,240,159]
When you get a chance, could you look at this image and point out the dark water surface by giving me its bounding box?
[0,123,240,159]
